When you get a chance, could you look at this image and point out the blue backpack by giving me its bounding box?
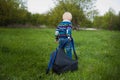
[46,38,78,74]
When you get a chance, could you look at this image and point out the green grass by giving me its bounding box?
[0,28,120,80]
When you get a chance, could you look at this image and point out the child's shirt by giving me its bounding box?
[55,20,72,40]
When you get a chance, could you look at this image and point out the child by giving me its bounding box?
[55,12,73,58]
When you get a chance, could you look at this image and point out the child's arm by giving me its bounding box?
[55,28,59,41]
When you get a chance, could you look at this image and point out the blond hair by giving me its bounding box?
[62,12,72,21]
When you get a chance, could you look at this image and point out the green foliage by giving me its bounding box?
[93,16,104,29]
[93,8,120,30]
[48,1,86,27]
[0,0,96,28]
[1,0,120,30]
[0,0,28,26]
[0,28,120,80]
[50,0,96,27]
[54,0,97,20]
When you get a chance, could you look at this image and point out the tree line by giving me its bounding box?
[93,8,120,30]
[0,0,120,30]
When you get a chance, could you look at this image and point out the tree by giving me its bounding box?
[110,11,120,30]
[93,16,103,29]
[53,0,97,20]
[0,0,27,26]
[93,8,120,30]
[29,13,48,26]
[48,1,86,28]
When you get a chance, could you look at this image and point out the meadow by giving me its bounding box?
[0,28,120,80]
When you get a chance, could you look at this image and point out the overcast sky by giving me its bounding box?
[27,0,120,15]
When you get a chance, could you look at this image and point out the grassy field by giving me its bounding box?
[0,28,120,80]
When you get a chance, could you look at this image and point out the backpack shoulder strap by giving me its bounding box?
[46,49,58,74]
[71,38,78,60]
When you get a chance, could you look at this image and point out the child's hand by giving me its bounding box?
[55,40,58,43]
[68,37,71,41]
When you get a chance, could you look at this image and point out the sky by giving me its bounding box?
[27,0,120,15]
[27,0,55,14]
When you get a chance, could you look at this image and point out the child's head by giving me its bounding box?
[62,12,72,21]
